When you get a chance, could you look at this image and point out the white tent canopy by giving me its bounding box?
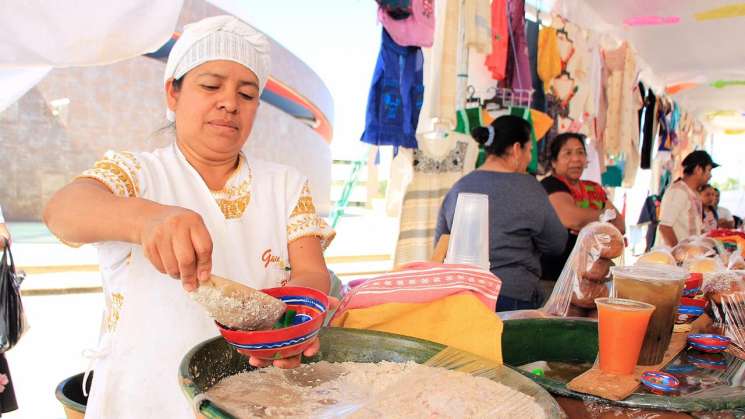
[556,0,745,133]
[0,0,185,112]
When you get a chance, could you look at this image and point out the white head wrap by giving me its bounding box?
[163,15,271,121]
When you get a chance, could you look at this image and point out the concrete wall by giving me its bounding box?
[0,0,332,220]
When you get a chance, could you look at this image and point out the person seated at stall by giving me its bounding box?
[700,183,719,232]
[657,150,718,247]
[435,115,567,312]
[540,133,625,284]
[42,16,335,418]
[713,187,735,229]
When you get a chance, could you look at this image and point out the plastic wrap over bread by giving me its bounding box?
[542,219,624,317]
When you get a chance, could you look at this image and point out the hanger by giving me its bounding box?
[419,119,451,141]
[465,85,481,108]
[482,86,508,111]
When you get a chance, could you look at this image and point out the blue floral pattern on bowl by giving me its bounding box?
[641,371,680,395]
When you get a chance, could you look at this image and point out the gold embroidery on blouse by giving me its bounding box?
[290,196,317,217]
[117,151,142,171]
[210,155,252,219]
[76,151,141,198]
[105,292,125,332]
[215,195,250,219]
[94,161,137,197]
[287,214,335,250]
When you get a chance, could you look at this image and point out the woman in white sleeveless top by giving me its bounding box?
[43,15,335,418]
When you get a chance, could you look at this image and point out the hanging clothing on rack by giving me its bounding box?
[429,0,461,128]
[484,0,509,81]
[639,84,657,169]
[464,0,492,54]
[378,0,435,48]
[658,100,674,151]
[527,19,546,111]
[503,0,532,91]
[394,132,479,266]
[603,41,641,187]
[360,29,424,153]
[537,26,561,92]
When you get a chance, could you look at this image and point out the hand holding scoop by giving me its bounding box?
[190,275,287,330]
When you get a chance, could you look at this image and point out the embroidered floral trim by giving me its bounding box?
[287,213,335,250]
[211,155,252,219]
[78,151,141,198]
[104,292,124,332]
[290,182,317,217]
[412,141,467,173]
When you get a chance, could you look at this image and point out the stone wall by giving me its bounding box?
[0,0,332,220]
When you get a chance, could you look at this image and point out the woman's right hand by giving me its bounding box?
[138,205,213,291]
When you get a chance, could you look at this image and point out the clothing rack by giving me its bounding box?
[482,87,534,110]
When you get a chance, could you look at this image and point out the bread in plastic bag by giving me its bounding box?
[685,255,725,274]
[672,239,716,265]
[702,270,745,305]
[571,279,610,308]
[635,247,677,266]
[542,217,623,317]
[581,258,614,282]
[580,222,624,259]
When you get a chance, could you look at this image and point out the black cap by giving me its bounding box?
[682,150,719,170]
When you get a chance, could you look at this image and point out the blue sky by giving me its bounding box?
[237,0,380,160]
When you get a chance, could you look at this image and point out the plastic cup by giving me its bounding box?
[611,265,689,365]
[444,193,489,270]
[595,298,656,375]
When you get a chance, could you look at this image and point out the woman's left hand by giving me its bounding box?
[239,296,340,369]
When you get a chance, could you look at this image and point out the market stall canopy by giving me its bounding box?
[555,0,745,133]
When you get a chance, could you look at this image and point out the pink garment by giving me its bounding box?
[378,0,435,47]
[334,262,503,321]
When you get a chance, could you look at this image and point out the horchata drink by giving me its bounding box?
[595,298,655,375]
[611,265,689,365]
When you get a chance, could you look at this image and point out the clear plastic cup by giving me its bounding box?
[444,193,489,270]
[611,265,689,365]
[595,298,655,375]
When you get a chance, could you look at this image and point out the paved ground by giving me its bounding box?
[5,292,102,419]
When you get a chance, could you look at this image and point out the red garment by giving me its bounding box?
[553,176,608,210]
[484,0,509,80]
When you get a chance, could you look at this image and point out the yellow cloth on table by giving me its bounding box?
[331,292,503,363]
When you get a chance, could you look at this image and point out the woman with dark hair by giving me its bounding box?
[700,184,719,232]
[540,133,625,283]
[435,115,567,311]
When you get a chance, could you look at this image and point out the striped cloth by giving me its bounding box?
[334,262,502,315]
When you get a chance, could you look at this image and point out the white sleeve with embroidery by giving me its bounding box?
[286,181,336,250]
[77,150,143,198]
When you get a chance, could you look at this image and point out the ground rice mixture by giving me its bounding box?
[205,361,546,418]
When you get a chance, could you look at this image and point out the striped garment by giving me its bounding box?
[394,135,475,266]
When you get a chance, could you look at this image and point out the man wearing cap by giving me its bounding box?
[656,150,719,247]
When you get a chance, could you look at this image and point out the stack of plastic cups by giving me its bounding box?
[444,193,490,271]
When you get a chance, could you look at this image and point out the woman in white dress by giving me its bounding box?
[43,15,335,418]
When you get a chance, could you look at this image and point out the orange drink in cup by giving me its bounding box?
[595,298,656,375]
